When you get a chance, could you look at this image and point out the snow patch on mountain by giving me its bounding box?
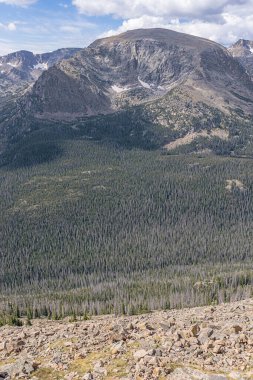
[8,62,19,68]
[33,62,48,70]
[111,85,129,93]
[138,77,151,89]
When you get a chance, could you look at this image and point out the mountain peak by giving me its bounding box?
[231,38,253,48]
[0,47,82,108]
[16,27,252,129]
[228,38,253,77]
[89,28,220,51]
[229,39,253,54]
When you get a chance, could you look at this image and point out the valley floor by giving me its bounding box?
[1,299,253,379]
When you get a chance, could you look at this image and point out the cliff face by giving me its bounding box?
[0,48,81,109]
[27,29,253,121]
[1,29,253,157]
[229,39,253,78]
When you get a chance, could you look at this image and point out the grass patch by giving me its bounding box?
[33,367,65,380]
[106,357,129,378]
[69,351,107,376]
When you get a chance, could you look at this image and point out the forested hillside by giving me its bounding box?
[0,126,252,318]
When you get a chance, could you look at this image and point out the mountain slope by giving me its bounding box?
[25,29,253,120]
[0,48,81,108]
[228,39,253,78]
[0,132,253,316]
[1,29,253,158]
[1,299,253,380]
[0,30,253,333]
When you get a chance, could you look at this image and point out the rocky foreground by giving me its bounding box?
[1,299,253,380]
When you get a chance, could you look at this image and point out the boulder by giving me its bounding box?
[0,357,37,378]
[133,349,148,360]
[0,372,9,380]
[82,374,93,380]
[198,328,214,345]
[190,324,200,337]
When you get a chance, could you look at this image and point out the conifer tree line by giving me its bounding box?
[0,134,252,320]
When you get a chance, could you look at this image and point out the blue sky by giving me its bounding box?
[0,0,253,55]
[0,0,122,54]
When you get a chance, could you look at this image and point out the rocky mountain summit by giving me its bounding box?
[1,28,249,158]
[1,299,253,379]
[27,29,253,121]
[0,48,81,108]
[229,39,253,78]
[1,29,253,158]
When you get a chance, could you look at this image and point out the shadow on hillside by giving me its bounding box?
[0,109,170,169]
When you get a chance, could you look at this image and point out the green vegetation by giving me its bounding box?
[0,305,23,327]
[0,123,253,318]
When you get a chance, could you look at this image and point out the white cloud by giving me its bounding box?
[0,21,17,31]
[0,0,37,6]
[0,15,99,55]
[75,0,253,46]
[1,0,253,56]
[103,14,253,46]
[7,22,17,30]
[72,0,246,19]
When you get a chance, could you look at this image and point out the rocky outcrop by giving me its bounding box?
[25,29,253,123]
[0,48,81,108]
[1,299,253,379]
[2,29,253,157]
[228,39,253,79]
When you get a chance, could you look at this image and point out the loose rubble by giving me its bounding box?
[1,299,253,379]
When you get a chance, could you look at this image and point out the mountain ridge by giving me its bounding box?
[1,29,253,158]
[228,38,253,78]
[25,29,253,120]
[0,47,81,110]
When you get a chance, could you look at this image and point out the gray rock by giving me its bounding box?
[133,349,148,359]
[82,374,93,380]
[12,28,253,157]
[0,357,37,378]
[0,372,9,380]
[198,328,214,345]
[0,48,81,109]
[229,39,253,78]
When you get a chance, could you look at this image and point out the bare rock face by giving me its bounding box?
[26,29,253,122]
[2,29,253,158]
[0,48,81,108]
[229,39,253,79]
[1,299,253,379]
[22,29,253,122]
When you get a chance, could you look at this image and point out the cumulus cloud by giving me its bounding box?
[7,22,16,30]
[0,0,37,6]
[103,14,253,45]
[72,0,253,45]
[0,21,17,31]
[72,0,246,19]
